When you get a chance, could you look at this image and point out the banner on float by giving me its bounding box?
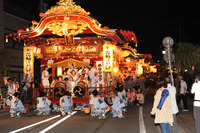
[96,61,104,84]
[103,44,113,72]
[23,46,34,76]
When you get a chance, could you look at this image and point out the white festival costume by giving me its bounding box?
[111,96,125,117]
[59,95,73,113]
[37,97,51,115]
[90,96,108,116]
[6,83,14,106]
[10,97,25,116]
[89,68,97,88]
[42,70,50,87]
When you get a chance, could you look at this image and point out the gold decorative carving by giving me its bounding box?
[45,0,90,16]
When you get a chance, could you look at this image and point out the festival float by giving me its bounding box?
[14,0,138,104]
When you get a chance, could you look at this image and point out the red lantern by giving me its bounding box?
[84,107,90,114]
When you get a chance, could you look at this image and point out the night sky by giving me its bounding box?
[6,0,200,61]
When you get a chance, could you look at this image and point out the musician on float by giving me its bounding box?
[62,71,68,80]
[77,74,87,83]
[68,70,78,82]
[68,76,75,95]
[50,77,58,88]
[67,64,77,74]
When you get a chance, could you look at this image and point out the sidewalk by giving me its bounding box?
[177,95,195,133]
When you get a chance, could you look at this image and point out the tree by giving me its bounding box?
[174,42,200,76]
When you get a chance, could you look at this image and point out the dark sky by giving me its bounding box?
[6,0,200,61]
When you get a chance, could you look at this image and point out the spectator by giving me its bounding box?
[138,74,146,93]
[151,82,173,133]
[165,77,179,133]
[191,74,200,133]
[12,77,19,93]
[125,76,134,91]
[20,80,31,103]
[177,76,188,111]
[5,78,14,106]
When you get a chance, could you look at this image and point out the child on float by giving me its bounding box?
[111,90,126,118]
[10,92,25,118]
[62,71,68,80]
[68,76,76,95]
[59,91,73,116]
[136,88,144,106]
[50,77,58,88]
[36,91,51,115]
[90,90,108,119]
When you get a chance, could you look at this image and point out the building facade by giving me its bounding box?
[0,0,31,87]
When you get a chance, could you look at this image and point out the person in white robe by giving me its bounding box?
[5,78,14,106]
[36,91,51,115]
[10,92,25,118]
[67,64,77,74]
[89,64,97,89]
[111,91,126,118]
[68,76,75,95]
[90,90,108,119]
[50,77,58,88]
[42,66,50,88]
[59,91,73,116]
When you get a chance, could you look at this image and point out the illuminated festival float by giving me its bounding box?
[16,0,139,104]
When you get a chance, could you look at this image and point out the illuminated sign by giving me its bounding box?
[23,46,34,75]
[96,61,104,84]
[103,44,113,72]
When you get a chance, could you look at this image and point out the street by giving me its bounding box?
[0,84,196,133]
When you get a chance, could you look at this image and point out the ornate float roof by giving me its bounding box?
[18,0,137,44]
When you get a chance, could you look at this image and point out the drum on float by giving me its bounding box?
[54,82,66,97]
[73,81,87,97]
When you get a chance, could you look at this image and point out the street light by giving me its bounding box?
[162,37,174,86]
[162,50,166,54]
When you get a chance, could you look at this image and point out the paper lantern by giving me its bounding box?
[84,107,90,114]
[107,106,110,112]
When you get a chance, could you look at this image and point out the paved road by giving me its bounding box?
[0,84,196,133]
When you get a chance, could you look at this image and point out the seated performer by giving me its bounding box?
[90,90,108,119]
[59,91,73,116]
[111,91,126,118]
[36,91,51,115]
[10,92,25,118]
